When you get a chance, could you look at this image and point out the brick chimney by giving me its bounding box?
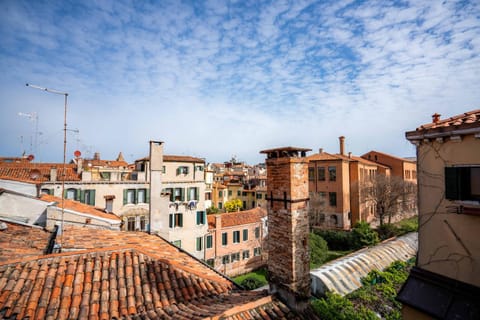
[339,136,345,155]
[432,113,441,124]
[148,141,167,234]
[260,146,311,312]
[93,152,100,160]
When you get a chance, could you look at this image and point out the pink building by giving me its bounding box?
[205,207,267,277]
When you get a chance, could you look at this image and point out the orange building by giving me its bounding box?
[308,137,390,230]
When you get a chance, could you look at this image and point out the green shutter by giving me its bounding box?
[169,214,173,228]
[75,189,80,201]
[146,189,150,203]
[178,214,183,227]
[180,188,185,202]
[123,189,128,205]
[187,187,192,201]
[90,190,96,205]
[79,190,85,203]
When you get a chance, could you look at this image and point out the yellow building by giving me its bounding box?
[398,110,480,319]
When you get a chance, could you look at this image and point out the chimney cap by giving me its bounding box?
[432,113,441,123]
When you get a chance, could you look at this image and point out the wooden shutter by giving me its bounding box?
[123,189,128,205]
[79,190,85,203]
[146,189,150,203]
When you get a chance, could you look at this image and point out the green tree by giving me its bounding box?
[225,198,243,212]
[309,232,329,268]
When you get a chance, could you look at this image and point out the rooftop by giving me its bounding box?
[208,207,267,229]
[0,226,299,319]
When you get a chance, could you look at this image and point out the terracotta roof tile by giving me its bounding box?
[39,194,121,222]
[0,221,51,263]
[417,109,480,131]
[208,207,267,229]
[0,162,80,183]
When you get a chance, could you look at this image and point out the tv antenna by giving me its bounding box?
[18,112,40,156]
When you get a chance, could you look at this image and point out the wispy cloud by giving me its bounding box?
[0,0,479,163]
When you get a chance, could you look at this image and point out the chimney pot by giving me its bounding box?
[93,152,100,160]
[319,148,323,154]
[432,113,441,123]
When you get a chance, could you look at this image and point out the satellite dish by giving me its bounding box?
[74,150,81,157]
[29,169,41,180]
[27,154,34,161]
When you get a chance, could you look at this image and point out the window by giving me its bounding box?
[228,190,232,196]
[41,188,52,195]
[219,190,223,197]
[222,232,228,245]
[329,192,337,207]
[318,167,326,181]
[177,166,189,175]
[256,193,262,199]
[328,166,336,181]
[242,191,247,196]
[172,240,181,248]
[196,211,206,225]
[233,231,240,243]
[205,192,212,200]
[206,259,214,267]
[195,165,204,171]
[105,198,114,213]
[125,189,135,204]
[242,250,250,259]
[81,189,96,205]
[169,213,183,228]
[218,202,223,209]
[188,187,199,201]
[100,172,111,180]
[308,167,315,181]
[174,188,184,201]
[140,216,146,231]
[255,227,260,239]
[319,192,327,205]
[206,235,213,249]
[162,166,166,173]
[445,166,480,201]
[243,201,247,208]
[196,237,203,251]
[222,255,230,264]
[231,252,240,262]
[243,229,248,241]
[127,217,136,231]
[254,247,262,256]
[237,190,241,196]
[137,189,146,203]
[66,188,78,200]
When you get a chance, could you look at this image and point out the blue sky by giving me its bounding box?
[1,0,479,164]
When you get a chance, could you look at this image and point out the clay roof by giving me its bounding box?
[307,152,343,162]
[0,227,297,319]
[83,159,129,168]
[308,152,388,168]
[39,194,121,222]
[164,155,205,163]
[361,150,416,164]
[406,109,480,140]
[0,221,51,264]
[0,162,80,183]
[208,207,267,229]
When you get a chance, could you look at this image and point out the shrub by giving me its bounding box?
[311,292,377,320]
[351,221,379,249]
[376,223,399,240]
[309,233,329,268]
[313,229,353,251]
[240,276,267,290]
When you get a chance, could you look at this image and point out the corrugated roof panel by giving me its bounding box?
[311,232,418,296]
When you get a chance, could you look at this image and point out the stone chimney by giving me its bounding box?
[50,167,57,182]
[339,136,345,155]
[432,113,441,124]
[319,148,323,154]
[260,146,311,312]
[149,141,166,234]
[93,152,100,160]
[76,157,83,174]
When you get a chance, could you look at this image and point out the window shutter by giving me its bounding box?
[445,167,460,200]
[169,214,173,228]
[75,189,80,201]
[146,189,150,203]
[187,188,192,201]
[180,188,185,201]
[79,190,85,203]
[123,189,128,205]
[90,190,96,205]
[178,214,183,227]
[196,187,199,200]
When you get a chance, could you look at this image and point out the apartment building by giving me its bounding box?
[307,137,390,230]
[205,207,267,277]
[398,110,480,319]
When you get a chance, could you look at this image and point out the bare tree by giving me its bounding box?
[358,174,417,226]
